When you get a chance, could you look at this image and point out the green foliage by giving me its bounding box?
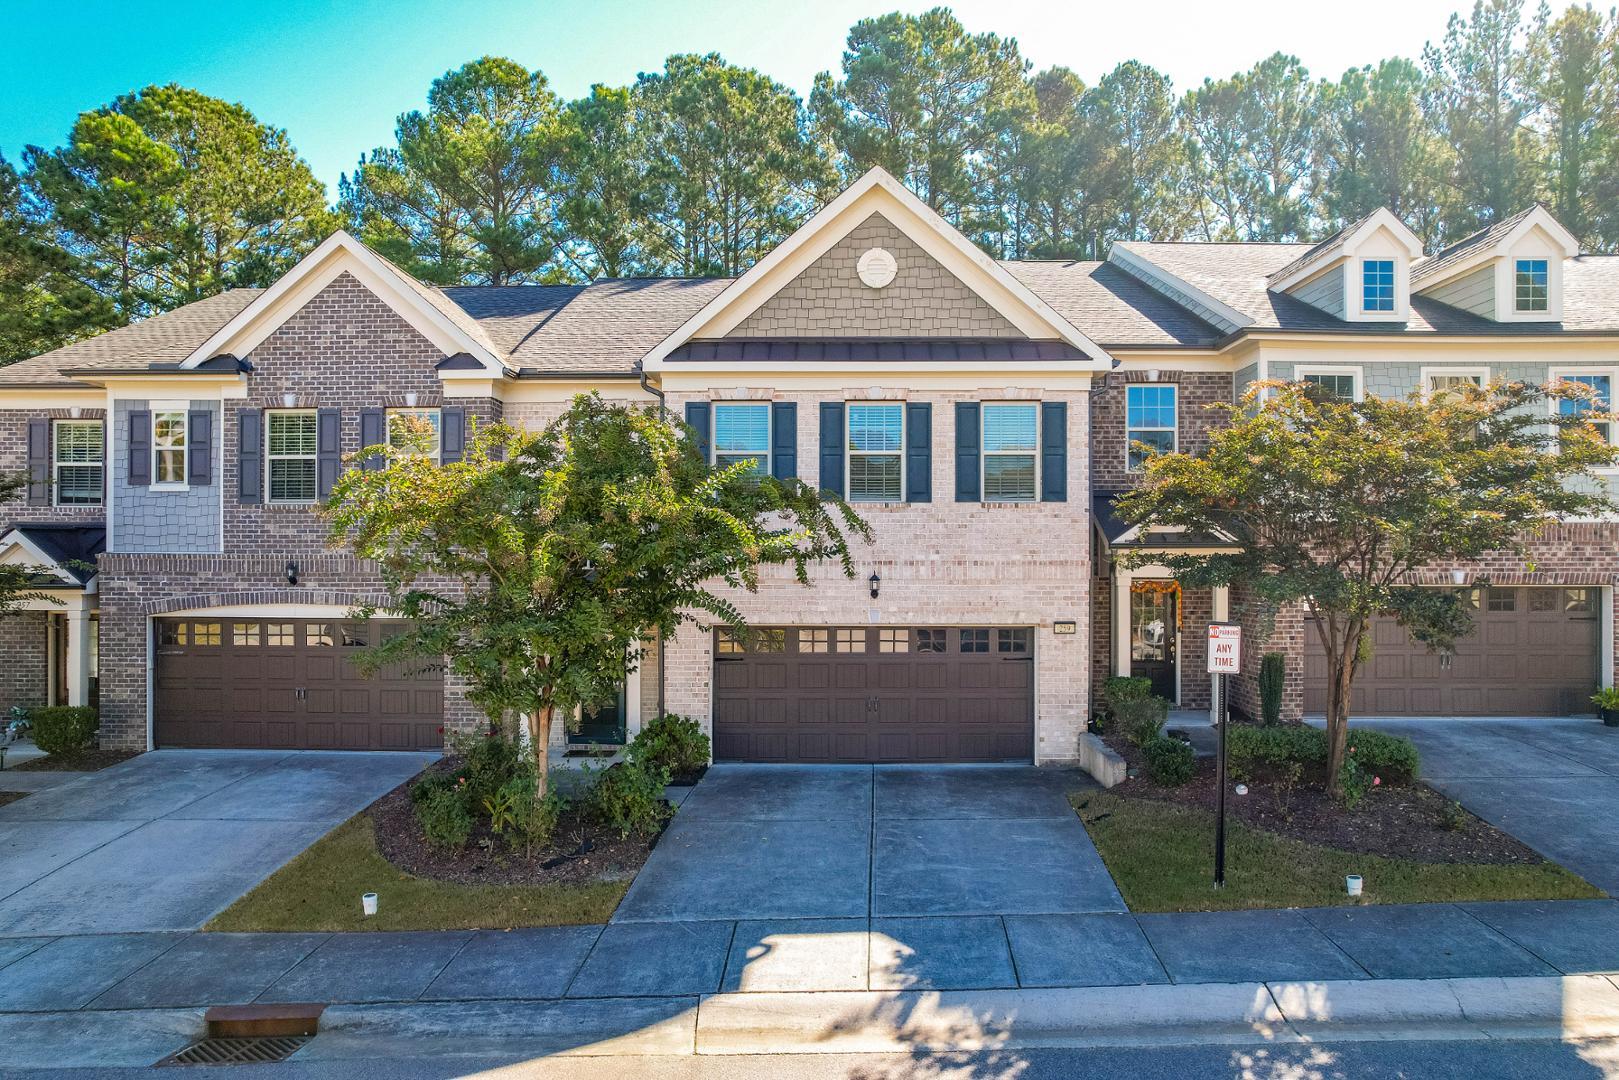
[416,786,474,850]
[626,713,710,781]
[449,730,523,810]
[1104,675,1154,706]
[1440,799,1471,832]
[1592,687,1619,711]
[487,773,566,856]
[587,760,672,840]
[1143,736,1195,786]
[1347,729,1421,784]
[28,706,98,757]
[1337,752,1375,810]
[1258,652,1286,726]
[1115,695,1169,747]
[326,394,868,795]
[1226,723,1419,788]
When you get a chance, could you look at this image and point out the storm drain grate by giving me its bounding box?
[162,1036,310,1066]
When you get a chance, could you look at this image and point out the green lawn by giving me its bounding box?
[1072,791,1603,913]
[207,816,629,932]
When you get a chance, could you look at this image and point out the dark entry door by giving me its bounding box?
[711,626,1034,763]
[154,617,443,750]
[1130,586,1178,701]
[572,684,627,745]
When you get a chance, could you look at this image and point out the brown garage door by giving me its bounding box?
[1304,587,1600,717]
[712,626,1034,763]
[154,617,443,750]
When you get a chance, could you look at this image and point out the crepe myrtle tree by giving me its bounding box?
[325,395,870,796]
[1118,379,1618,796]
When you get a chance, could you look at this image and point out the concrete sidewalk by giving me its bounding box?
[3,900,1617,1015]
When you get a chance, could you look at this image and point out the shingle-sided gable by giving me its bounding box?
[728,212,1022,339]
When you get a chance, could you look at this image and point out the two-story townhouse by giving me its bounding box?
[1,168,1616,768]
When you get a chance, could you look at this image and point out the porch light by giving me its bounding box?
[286,561,299,586]
[869,571,881,599]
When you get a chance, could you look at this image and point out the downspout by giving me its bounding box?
[640,365,668,718]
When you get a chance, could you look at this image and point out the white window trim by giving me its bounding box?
[385,407,443,463]
[1294,365,1365,403]
[52,418,104,507]
[1513,257,1551,314]
[845,401,905,504]
[149,401,189,492]
[265,408,320,504]
[1420,366,1491,399]
[1359,258,1396,314]
[1549,367,1619,471]
[711,402,772,476]
[980,401,1040,504]
[1124,383,1178,473]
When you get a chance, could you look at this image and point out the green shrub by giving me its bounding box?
[410,773,455,806]
[452,731,525,807]
[1345,729,1420,783]
[1337,754,1374,809]
[486,773,566,856]
[1143,736,1195,786]
[627,714,710,780]
[1115,695,1169,746]
[416,786,473,849]
[1104,676,1153,706]
[1258,653,1285,726]
[588,760,671,839]
[29,706,98,757]
[1227,725,1327,781]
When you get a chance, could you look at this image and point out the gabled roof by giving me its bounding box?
[0,523,105,586]
[641,167,1115,371]
[1265,208,1423,293]
[1412,205,1580,289]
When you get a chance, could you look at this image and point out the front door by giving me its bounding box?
[572,684,627,745]
[1130,584,1178,701]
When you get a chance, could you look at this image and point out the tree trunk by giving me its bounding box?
[526,704,555,802]
[1324,648,1353,797]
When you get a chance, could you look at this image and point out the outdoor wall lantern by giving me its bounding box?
[285,560,299,586]
[869,571,881,599]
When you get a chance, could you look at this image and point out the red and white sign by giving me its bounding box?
[1207,623,1242,674]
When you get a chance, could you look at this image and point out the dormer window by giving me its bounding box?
[1515,259,1549,312]
[1361,260,1395,312]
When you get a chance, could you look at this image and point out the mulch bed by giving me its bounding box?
[1097,726,1546,865]
[0,791,28,808]
[8,748,142,772]
[368,759,664,887]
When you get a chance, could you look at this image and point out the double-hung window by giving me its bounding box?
[386,408,441,460]
[53,420,103,506]
[1423,368,1488,399]
[847,403,903,502]
[1553,370,1614,448]
[1361,259,1395,312]
[266,410,319,503]
[1515,259,1549,312]
[981,403,1038,502]
[1298,367,1362,403]
[712,403,770,475]
[1125,385,1177,471]
[151,408,188,488]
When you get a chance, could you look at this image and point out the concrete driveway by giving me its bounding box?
[1356,718,1619,893]
[615,764,1124,923]
[0,750,433,936]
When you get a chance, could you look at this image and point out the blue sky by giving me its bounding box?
[4,0,1469,197]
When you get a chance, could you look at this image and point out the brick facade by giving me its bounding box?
[1089,369,1232,493]
[0,408,107,525]
[0,612,50,714]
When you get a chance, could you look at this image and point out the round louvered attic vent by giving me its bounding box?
[857,247,897,289]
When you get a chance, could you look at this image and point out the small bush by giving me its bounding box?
[1337,753,1374,809]
[451,731,525,808]
[29,706,98,757]
[1143,736,1195,786]
[410,773,455,806]
[486,773,566,856]
[1115,695,1169,746]
[1227,725,1327,781]
[588,760,671,839]
[1258,653,1285,726]
[1439,799,1470,832]
[1104,676,1153,707]
[416,786,474,849]
[627,713,710,781]
[1345,729,1420,783]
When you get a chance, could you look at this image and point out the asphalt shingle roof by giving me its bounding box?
[999,260,1223,347]
[1410,206,1540,287]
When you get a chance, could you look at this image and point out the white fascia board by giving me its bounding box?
[1414,207,1580,291]
[180,231,504,373]
[1106,245,1252,335]
[642,168,1114,372]
[1268,209,1423,294]
[0,531,82,587]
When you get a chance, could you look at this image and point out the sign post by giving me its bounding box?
[1206,622,1242,889]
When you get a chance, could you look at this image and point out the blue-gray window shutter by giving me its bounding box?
[818,402,844,498]
[1040,401,1067,502]
[127,409,151,487]
[684,402,711,462]
[26,419,49,504]
[316,407,342,498]
[905,402,931,503]
[440,407,466,463]
[954,402,980,502]
[359,408,386,470]
[187,409,212,486]
[771,401,797,480]
[238,409,261,503]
